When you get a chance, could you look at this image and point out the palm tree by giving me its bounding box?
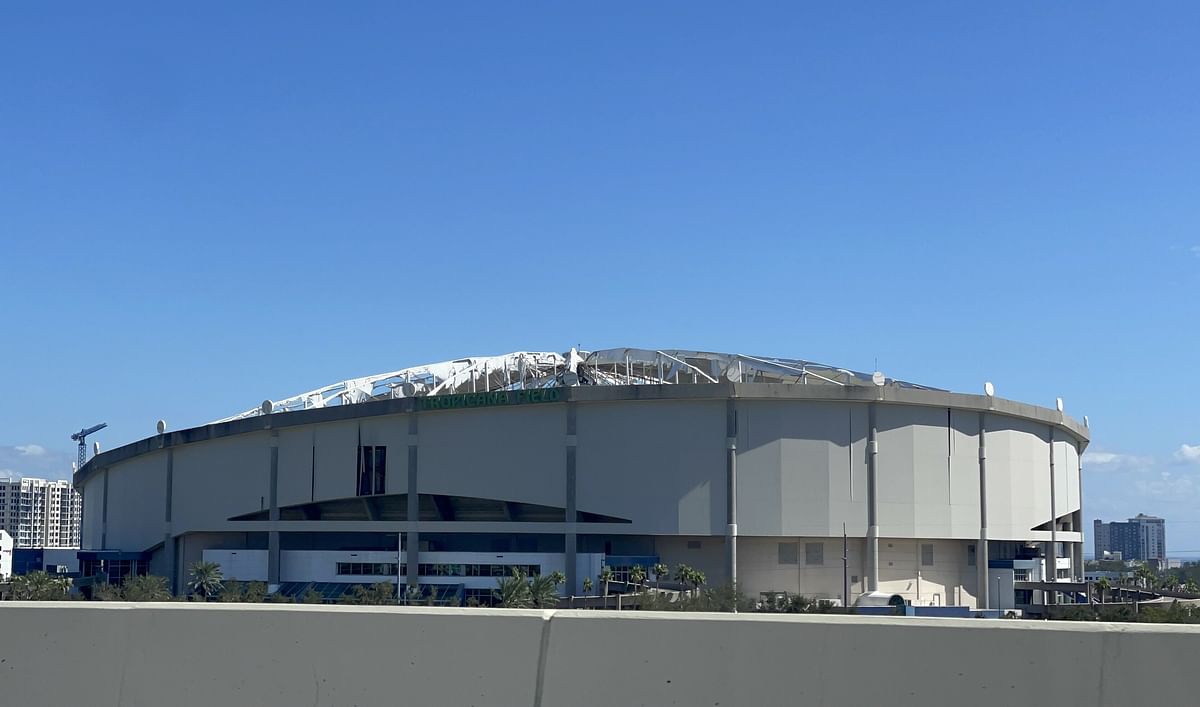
[494,568,533,608]
[243,581,268,603]
[1095,577,1111,604]
[629,565,647,593]
[344,581,395,605]
[674,565,705,597]
[599,566,615,598]
[1185,578,1199,596]
[121,575,171,601]
[12,571,71,601]
[582,576,593,595]
[652,563,668,591]
[51,575,73,598]
[218,580,244,602]
[1135,564,1156,590]
[298,588,325,604]
[530,573,560,608]
[673,565,694,596]
[92,576,122,601]
[187,561,224,600]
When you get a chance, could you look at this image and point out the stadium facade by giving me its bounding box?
[74,348,1089,608]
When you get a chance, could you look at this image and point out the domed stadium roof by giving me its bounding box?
[213,348,938,423]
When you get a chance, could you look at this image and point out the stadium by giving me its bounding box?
[74,347,1089,609]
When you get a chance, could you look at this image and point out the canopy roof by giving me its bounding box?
[213,348,938,423]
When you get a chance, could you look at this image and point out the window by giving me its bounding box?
[336,562,402,576]
[778,543,798,565]
[356,446,387,496]
[921,544,934,567]
[418,563,540,577]
[967,544,976,567]
[687,540,702,550]
[1013,569,1030,581]
[805,543,823,566]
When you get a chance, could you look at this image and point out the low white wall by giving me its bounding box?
[1,604,1196,706]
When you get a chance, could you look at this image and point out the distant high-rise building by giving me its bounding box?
[1094,514,1166,562]
[1093,519,1111,560]
[0,477,82,549]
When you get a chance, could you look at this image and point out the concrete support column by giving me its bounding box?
[726,399,738,595]
[406,414,420,590]
[866,404,879,593]
[164,449,176,594]
[100,468,109,550]
[268,435,280,592]
[978,413,989,610]
[565,402,578,595]
[1046,428,1057,604]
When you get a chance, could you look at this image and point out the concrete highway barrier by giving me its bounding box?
[1,603,1196,706]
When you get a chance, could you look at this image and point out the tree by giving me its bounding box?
[120,575,171,601]
[530,573,561,609]
[1185,578,1198,596]
[494,568,533,608]
[674,565,705,597]
[1095,577,1111,604]
[243,581,268,603]
[91,576,122,601]
[344,582,396,605]
[1135,564,1157,590]
[298,588,325,604]
[11,571,71,601]
[599,566,615,598]
[673,564,691,590]
[187,561,224,600]
[582,576,593,595]
[218,580,245,602]
[629,565,647,593]
[402,585,423,605]
[652,563,669,591]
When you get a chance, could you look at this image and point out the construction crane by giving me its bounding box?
[71,422,108,470]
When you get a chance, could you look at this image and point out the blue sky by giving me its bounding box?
[2,3,1198,551]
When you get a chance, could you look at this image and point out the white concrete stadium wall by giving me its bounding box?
[171,432,271,532]
[103,450,167,551]
[80,472,105,549]
[738,536,868,602]
[85,396,1083,557]
[576,400,726,534]
[276,417,412,506]
[987,415,1051,539]
[1,604,1195,707]
[737,401,868,537]
[421,405,565,508]
[948,409,981,537]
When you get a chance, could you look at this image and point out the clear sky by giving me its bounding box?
[2,3,1198,551]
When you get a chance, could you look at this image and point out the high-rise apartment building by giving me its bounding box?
[1094,513,1166,562]
[0,476,82,548]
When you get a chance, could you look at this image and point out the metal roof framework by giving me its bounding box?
[213,348,939,424]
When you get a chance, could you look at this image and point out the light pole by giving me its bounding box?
[842,523,849,609]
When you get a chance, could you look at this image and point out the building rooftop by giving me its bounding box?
[214,347,939,423]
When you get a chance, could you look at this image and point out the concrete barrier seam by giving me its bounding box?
[533,610,555,707]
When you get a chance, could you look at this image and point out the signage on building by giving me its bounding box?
[417,387,562,411]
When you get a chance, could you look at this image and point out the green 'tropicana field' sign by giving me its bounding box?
[417,387,563,411]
